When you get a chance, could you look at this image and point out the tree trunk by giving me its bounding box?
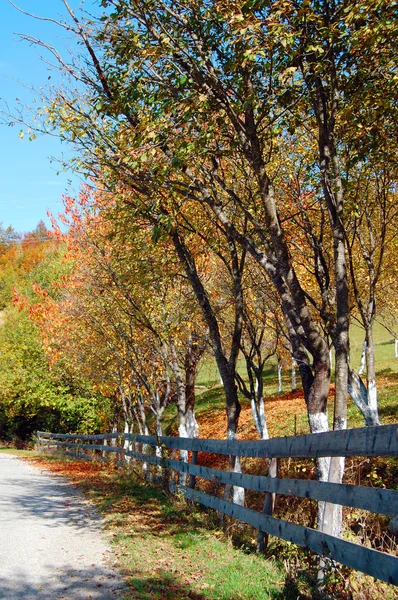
[169,343,190,485]
[123,420,132,463]
[300,354,331,535]
[364,326,379,422]
[254,394,274,552]
[347,322,381,426]
[277,358,283,393]
[358,340,367,375]
[169,340,202,484]
[184,339,200,439]
[327,229,349,542]
[315,87,349,554]
[153,391,165,474]
[348,367,380,426]
[134,393,150,475]
[250,395,269,441]
[291,359,297,391]
[171,229,244,503]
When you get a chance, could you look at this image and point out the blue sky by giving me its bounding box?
[0,0,99,233]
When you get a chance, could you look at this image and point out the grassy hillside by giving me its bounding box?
[190,323,398,442]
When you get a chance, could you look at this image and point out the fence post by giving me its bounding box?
[171,448,177,481]
[74,436,78,459]
[390,515,398,536]
[257,457,278,552]
[189,451,198,489]
[117,433,125,467]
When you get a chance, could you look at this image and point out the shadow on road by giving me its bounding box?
[0,564,124,600]
[1,474,101,533]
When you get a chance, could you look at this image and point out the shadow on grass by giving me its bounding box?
[95,472,207,538]
[26,455,362,600]
[125,573,209,600]
[377,367,396,376]
[195,387,228,411]
[124,572,304,600]
[0,447,34,455]
[123,571,344,600]
[378,404,398,421]
[86,475,322,600]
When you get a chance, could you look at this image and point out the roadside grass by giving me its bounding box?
[0,447,35,456]
[24,455,287,600]
[23,451,397,600]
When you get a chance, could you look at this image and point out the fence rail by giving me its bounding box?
[37,424,398,586]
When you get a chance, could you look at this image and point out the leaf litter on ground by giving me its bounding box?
[24,455,284,600]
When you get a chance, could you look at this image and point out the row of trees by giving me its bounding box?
[6,0,398,536]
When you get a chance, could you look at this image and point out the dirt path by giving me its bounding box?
[0,455,126,600]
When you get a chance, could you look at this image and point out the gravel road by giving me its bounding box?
[0,455,127,600]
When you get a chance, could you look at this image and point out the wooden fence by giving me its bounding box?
[37,424,398,586]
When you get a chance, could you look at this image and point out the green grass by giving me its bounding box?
[348,322,398,426]
[197,321,398,392]
[118,524,284,600]
[38,459,286,600]
[170,534,283,600]
[193,322,398,435]
[0,447,36,456]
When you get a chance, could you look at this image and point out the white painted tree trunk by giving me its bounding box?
[123,421,131,464]
[291,359,297,391]
[250,397,269,441]
[308,412,331,528]
[178,404,198,486]
[317,454,346,583]
[142,421,150,476]
[250,397,261,433]
[367,378,378,413]
[277,361,283,393]
[228,428,245,506]
[102,437,108,459]
[258,397,268,440]
[364,327,380,426]
[395,338,398,358]
[110,424,118,447]
[178,423,189,487]
[155,405,164,475]
[358,341,366,376]
[325,456,345,535]
[186,407,199,439]
[348,368,380,426]
[319,409,347,541]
